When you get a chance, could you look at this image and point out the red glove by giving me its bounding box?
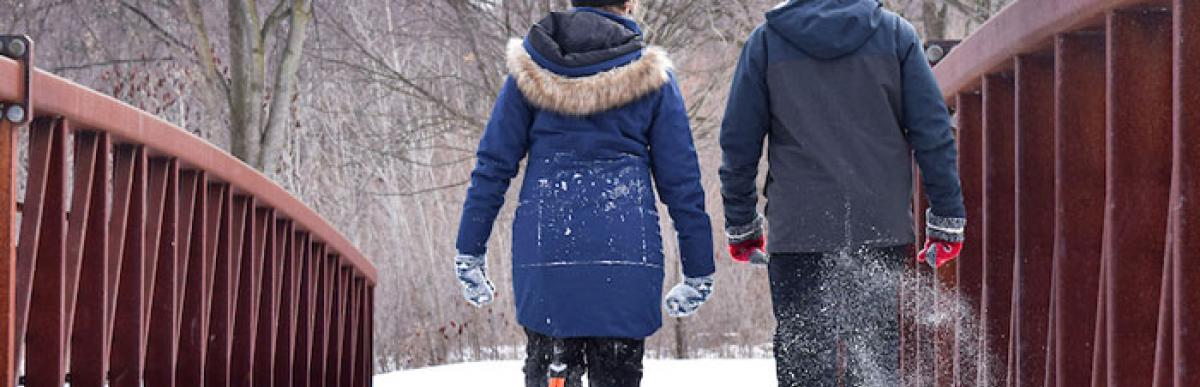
[729,235,768,264]
[727,216,769,265]
[919,239,963,269]
[919,209,966,269]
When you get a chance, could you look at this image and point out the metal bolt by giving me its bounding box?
[5,38,25,58]
[5,104,25,123]
[926,44,946,62]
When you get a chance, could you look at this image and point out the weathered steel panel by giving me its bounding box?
[981,73,1016,387]
[1050,31,1107,387]
[1171,0,1200,385]
[1011,53,1056,387]
[144,157,179,387]
[24,118,67,387]
[67,131,112,387]
[109,142,147,387]
[1102,9,1173,386]
[955,92,984,387]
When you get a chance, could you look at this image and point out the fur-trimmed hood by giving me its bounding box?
[507,39,674,116]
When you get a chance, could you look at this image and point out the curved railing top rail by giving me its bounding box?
[0,55,378,282]
[933,0,1153,99]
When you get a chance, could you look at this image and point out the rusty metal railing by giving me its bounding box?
[902,0,1199,386]
[0,36,376,387]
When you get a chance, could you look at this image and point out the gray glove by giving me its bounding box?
[664,275,714,318]
[455,253,495,307]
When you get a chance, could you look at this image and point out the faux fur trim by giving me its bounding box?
[506,39,674,116]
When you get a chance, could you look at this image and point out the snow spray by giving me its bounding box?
[775,249,999,386]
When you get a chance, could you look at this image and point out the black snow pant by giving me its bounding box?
[523,328,645,387]
[768,246,907,387]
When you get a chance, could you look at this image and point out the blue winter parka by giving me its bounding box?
[455,8,715,339]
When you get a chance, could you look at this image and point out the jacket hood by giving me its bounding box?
[524,8,645,77]
[766,0,884,59]
[508,8,673,116]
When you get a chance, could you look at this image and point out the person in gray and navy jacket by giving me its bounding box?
[453,1,715,386]
[719,0,966,385]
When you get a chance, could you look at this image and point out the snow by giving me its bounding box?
[374,358,777,386]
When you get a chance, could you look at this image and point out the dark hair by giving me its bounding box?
[600,4,629,14]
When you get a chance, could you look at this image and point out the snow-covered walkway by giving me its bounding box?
[374,358,777,386]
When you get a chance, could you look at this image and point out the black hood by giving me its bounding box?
[525,9,645,75]
[766,0,884,60]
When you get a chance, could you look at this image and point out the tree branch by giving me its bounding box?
[942,0,990,23]
[181,0,230,93]
[118,0,191,51]
[261,0,293,40]
[366,179,471,197]
[53,56,176,73]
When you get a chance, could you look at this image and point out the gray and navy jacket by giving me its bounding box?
[719,0,966,253]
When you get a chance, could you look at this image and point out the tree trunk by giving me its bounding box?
[922,0,948,40]
[674,317,689,359]
[226,0,268,166]
[258,0,313,174]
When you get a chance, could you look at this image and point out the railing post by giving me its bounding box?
[0,34,30,387]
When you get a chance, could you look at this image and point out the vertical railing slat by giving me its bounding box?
[362,282,372,384]
[954,91,984,387]
[1011,53,1056,387]
[230,196,258,387]
[176,170,209,387]
[292,234,314,387]
[273,222,298,385]
[204,184,232,386]
[66,131,111,387]
[343,276,361,387]
[1050,31,1107,387]
[1102,9,1173,386]
[24,118,67,387]
[144,157,178,387]
[310,245,330,386]
[1172,0,1200,385]
[252,212,279,386]
[327,264,346,386]
[980,73,1016,387]
[109,144,146,387]
[13,117,53,378]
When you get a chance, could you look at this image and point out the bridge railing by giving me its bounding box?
[908,0,1198,385]
[0,37,376,387]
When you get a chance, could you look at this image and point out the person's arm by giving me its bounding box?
[719,27,770,230]
[897,21,966,219]
[649,73,715,280]
[897,20,967,268]
[456,76,533,258]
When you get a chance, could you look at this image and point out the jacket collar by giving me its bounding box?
[506,38,673,116]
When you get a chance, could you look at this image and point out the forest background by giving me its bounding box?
[1,0,1007,372]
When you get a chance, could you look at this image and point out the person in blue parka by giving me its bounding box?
[453,1,716,386]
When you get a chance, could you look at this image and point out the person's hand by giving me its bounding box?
[455,253,495,307]
[664,275,714,317]
[918,209,966,269]
[727,216,768,265]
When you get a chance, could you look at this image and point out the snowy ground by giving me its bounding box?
[374,358,777,386]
